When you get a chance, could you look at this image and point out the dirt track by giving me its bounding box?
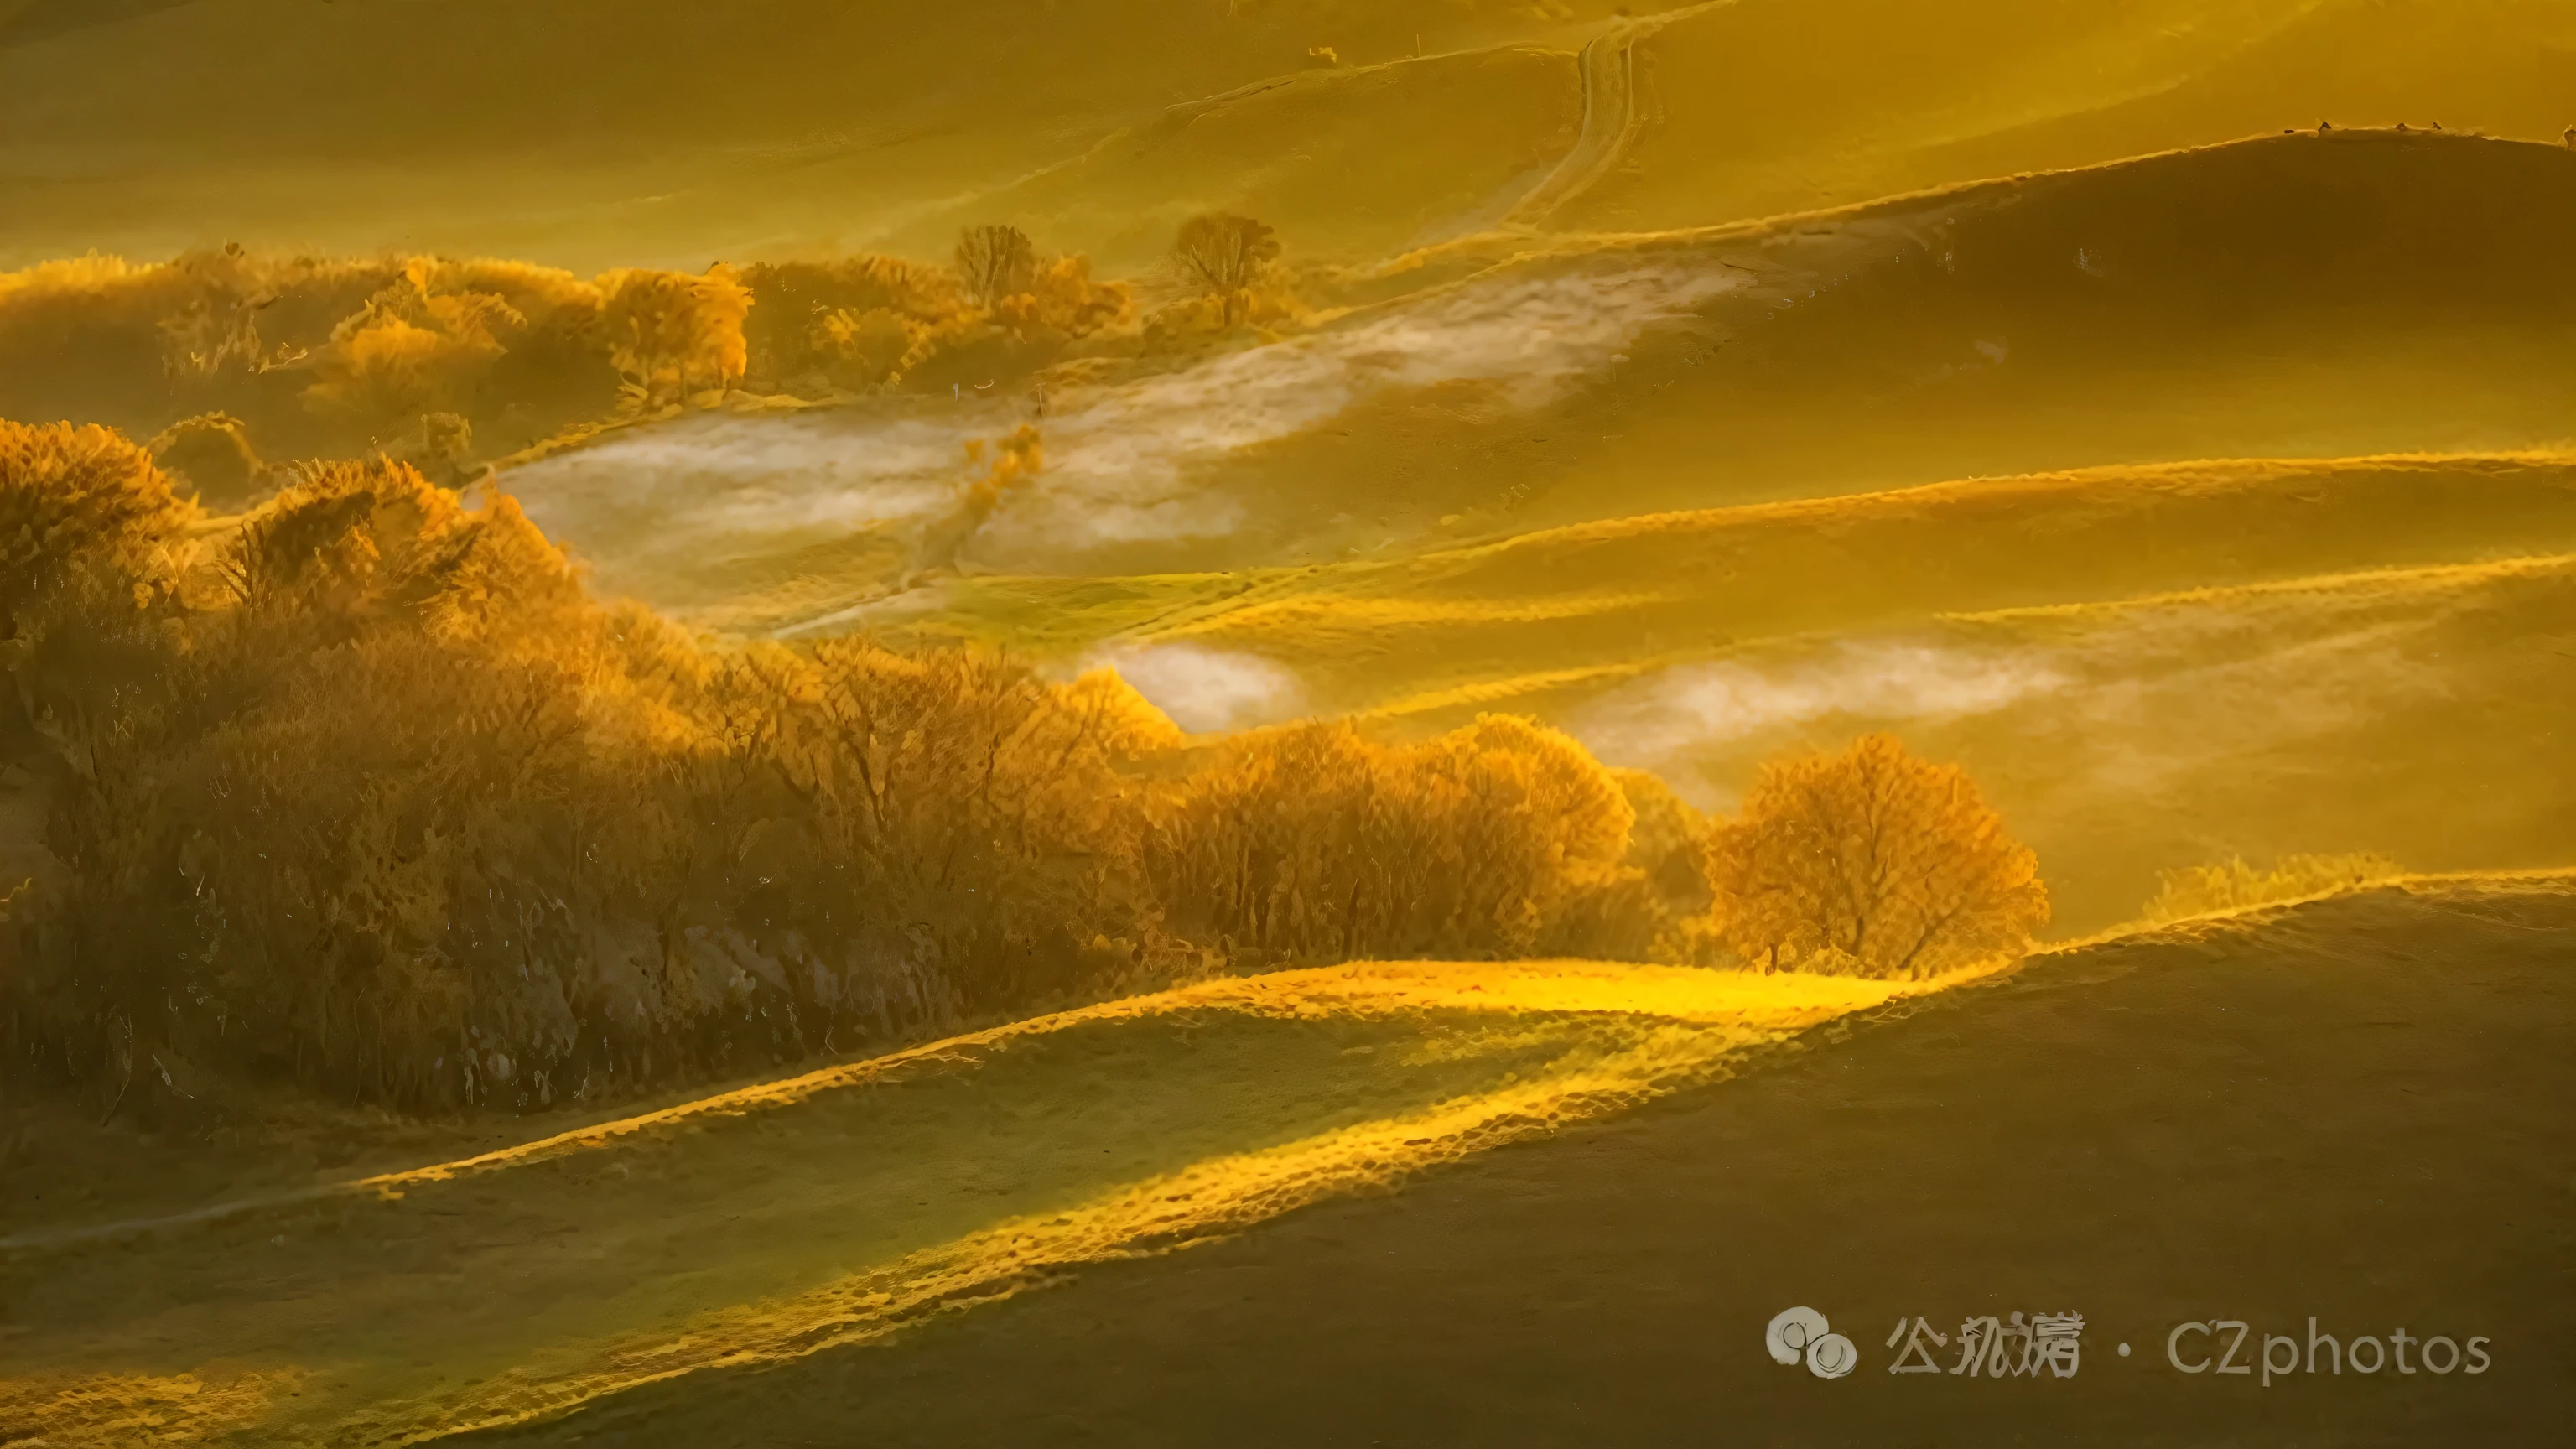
[475,880,2576,1447]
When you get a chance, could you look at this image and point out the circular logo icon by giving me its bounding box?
[1765,1306,1829,1366]
[1805,1332,1859,1379]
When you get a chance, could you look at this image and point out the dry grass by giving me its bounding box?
[0,956,1945,1446]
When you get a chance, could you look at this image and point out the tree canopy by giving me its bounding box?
[1702,733,2048,978]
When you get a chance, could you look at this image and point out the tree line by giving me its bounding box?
[0,440,2046,1127]
[0,216,1302,516]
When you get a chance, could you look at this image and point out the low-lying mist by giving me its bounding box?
[501,255,1745,610]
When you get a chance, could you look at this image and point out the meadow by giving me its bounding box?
[2,2,2571,1442]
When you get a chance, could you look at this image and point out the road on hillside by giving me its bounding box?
[1503,10,1671,227]
[473,882,2576,1447]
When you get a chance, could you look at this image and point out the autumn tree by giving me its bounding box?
[304,262,527,432]
[146,412,262,506]
[1702,734,2047,979]
[1150,714,1639,963]
[595,264,752,404]
[954,224,1039,308]
[989,255,1133,340]
[0,419,190,632]
[1171,213,1281,325]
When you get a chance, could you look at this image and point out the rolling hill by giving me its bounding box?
[455,875,2576,1446]
[5,0,2572,273]
[886,496,2576,934]
[315,129,2568,935]
[1557,0,2576,236]
[498,132,2576,606]
[6,8,2573,1446]
[0,960,1930,1446]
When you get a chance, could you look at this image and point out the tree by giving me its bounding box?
[304,262,528,431]
[0,420,190,631]
[954,224,1038,309]
[146,413,262,506]
[594,265,752,403]
[1702,734,2046,979]
[1171,214,1280,325]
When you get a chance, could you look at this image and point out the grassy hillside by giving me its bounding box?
[397,133,2576,941]
[1561,0,2576,234]
[1428,130,2576,541]
[877,44,1590,272]
[0,0,1633,272]
[8,0,2572,273]
[491,132,2576,618]
[883,483,2576,934]
[0,959,1930,1446]
[905,453,2576,681]
[458,875,2576,1448]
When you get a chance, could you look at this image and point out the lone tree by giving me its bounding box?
[1702,734,2047,979]
[1171,213,1280,324]
[955,224,1038,308]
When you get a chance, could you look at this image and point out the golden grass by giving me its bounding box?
[340,960,1950,1442]
[14,880,2568,1445]
[352,958,1912,1194]
[1934,548,2576,626]
[3,958,1953,1446]
[884,453,2576,719]
[2025,867,2576,958]
[0,1368,309,1449]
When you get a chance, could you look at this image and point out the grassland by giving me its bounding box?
[293,130,2576,939]
[8,7,2574,1443]
[1,960,1938,1446]
[8,0,2570,275]
[455,875,2576,1447]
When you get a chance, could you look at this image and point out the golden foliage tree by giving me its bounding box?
[303,262,528,434]
[1,420,1701,1122]
[738,257,967,392]
[0,419,190,631]
[146,411,262,506]
[1171,213,1282,325]
[989,255,1134,341]
[954,224,1038,309]
[595,265,752,404]
[1149,714,1639,962]
[1702,734,2047,978]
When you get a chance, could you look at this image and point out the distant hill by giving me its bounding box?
[903,501,2576,934]
[496,133,2576,603]
[0,0,1632,270]
[5,0,2569,271]
[1558,0,2576,235]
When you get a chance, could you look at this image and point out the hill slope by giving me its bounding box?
[462,876,2576,1448]
[0,961,1924,1446]
[1560,0,2576,235]
[0,0,1632,272]
[497,132,2576,609]
[6,0,2572,271]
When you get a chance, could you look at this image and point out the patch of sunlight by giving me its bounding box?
[1933,552,2576,628]
[11,960,1973,1446]
[1180,957,1925,1024]
[328,988,1918,1442]
[1150,589,1688,644]
[0,1367,308,1448]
